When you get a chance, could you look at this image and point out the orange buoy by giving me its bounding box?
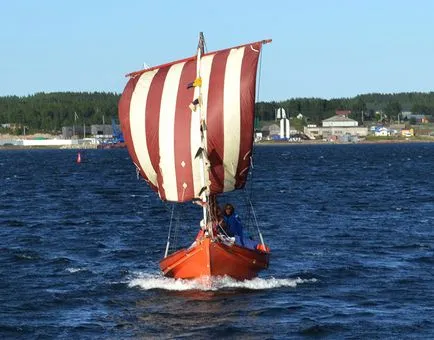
[77,152,81,163]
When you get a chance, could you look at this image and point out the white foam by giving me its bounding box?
[128,272,317,291]
[65,267,86,273]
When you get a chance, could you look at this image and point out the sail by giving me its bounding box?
[119,40,266,202]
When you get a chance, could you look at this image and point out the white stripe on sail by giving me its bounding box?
[159,62,185,201]
[223,47,245,191]
[130,70,159,188]
[191,54,214,197]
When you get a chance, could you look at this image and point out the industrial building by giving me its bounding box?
[304,110,368,139]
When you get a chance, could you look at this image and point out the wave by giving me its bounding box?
[128,272,317,291]
[65,267,88,273]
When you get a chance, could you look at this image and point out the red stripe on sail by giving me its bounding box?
[174,60,197,202]
[146,67,170,201]
[235,43,261,189]
[119,77,158,192]
[206,50,230,195]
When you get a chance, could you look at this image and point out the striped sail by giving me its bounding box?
[118,41,264,202]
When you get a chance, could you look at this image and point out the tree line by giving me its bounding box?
[257,92,434,125]
[1,91,434,135]
[0,92,119,135]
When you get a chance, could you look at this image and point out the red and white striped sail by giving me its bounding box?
[119,40,267,202]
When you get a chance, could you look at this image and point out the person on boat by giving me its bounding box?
[223,204,243,242]
[222,204,253,248]
[223,203,266,251]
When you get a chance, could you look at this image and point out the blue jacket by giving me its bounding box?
[224,213,244,245]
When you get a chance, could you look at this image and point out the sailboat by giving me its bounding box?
[118,33,271,280]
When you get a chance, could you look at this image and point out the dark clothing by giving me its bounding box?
[223,212,259,250]
[223,213,244,246]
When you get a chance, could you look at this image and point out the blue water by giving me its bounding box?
[1,143,433,339]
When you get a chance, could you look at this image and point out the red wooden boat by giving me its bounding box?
[160,237,269,280]
[119,33,271,280]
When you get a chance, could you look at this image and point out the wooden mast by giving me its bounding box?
[195,32,212,237]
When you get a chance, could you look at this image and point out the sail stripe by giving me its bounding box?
[174,60,196,201]
[189,98,202,200]
[159,62,185,201]
[119,76,159,189]
[119,40,264,202]
[202,52,223,195]
[235,43,261,188]
[191,55,213,198]
[146,67,170,200]
[206,49,229,194]
[130,70,159,188]
[223,47,244,192]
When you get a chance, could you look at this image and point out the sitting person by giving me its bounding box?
[223,203,259,250]
[223,204,240,236]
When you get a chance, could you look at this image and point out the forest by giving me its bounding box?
[0,92,119,135]
[1,91,434,135]
[256,92,434,125]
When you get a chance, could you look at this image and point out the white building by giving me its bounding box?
[322,115,358,127]
[304,110,368,139]
[261,124,280,138]
[374,127,390,136]
[276,108,290,139]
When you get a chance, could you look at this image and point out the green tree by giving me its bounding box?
[384,101,402,122]
[351,97,367,123]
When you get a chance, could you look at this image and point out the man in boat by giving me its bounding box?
[223,203,260,250]
[223,204,242,242]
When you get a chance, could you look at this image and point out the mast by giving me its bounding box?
[195,32,212,237]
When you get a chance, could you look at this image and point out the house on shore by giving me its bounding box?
[304,110,368,140]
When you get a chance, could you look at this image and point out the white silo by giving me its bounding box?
[285,118,290,139]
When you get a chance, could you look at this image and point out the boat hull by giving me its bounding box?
[159,238,269,280]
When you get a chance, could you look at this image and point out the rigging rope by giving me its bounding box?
[256,44,264,104]
[248,41,266,199]
[241,44,266,245]
[163,203,176,258]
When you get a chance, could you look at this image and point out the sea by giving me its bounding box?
[1,143,433,339]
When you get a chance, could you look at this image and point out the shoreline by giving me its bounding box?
[2,138,434,150]
[255,137,434,146]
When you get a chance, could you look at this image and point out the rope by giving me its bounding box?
[163,203,176,258]
[248,197,265,247]
[240,46,266,245]
[256,46,264,104]
[163,186,190,256]
[241,189,257,238]
[172,186,188,249]
[247,43,265,200]
[172,208,180,250]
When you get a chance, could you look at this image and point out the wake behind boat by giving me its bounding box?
[118,33,271,280]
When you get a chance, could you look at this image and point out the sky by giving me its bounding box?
[1,0,433,102]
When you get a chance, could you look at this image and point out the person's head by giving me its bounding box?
[224,203,234,216]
